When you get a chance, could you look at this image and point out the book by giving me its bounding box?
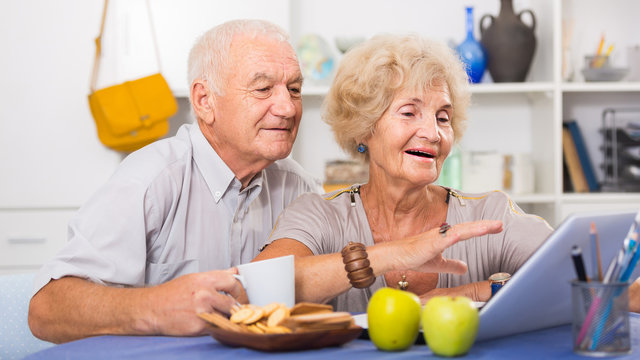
[562,126,589,192]
[563,156,573,192]
[565,120,599,191]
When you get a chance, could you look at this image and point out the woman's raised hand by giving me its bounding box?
[394,220,503,275]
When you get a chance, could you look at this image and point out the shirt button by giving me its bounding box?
[214,191,221,197]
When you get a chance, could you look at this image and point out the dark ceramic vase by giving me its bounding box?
[480,0,537,82]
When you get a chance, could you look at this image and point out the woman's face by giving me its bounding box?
[365,83,454,187]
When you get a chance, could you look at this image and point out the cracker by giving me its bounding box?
[261,302,283,317]
[246,324,264,334]
[201,302,351,335]
[267,306,290,328]
[289,302,333,315]
[283,311,354,331]
[197,312,247,332]
[242,307,265,325]
[229,308,254,323]
[254,321,269,332]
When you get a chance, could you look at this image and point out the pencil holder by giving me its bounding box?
[571,280,631,357]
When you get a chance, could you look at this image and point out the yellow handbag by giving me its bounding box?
[88,0,177,152]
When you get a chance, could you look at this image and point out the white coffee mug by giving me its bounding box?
[234,255,295,307]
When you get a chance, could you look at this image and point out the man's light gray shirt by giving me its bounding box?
[33,123,322,295]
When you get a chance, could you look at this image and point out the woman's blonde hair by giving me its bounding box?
[323,34,470,160]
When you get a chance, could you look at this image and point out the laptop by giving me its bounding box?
[477,209,640,341]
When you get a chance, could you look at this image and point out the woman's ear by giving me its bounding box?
[191,80,214,125]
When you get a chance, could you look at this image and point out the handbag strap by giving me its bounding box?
[90,0,163,92]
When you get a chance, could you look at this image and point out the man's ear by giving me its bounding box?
[191,80,215,125]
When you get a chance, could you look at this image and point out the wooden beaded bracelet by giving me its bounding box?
[341,241,375,288]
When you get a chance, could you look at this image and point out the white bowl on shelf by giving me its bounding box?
[582,67,629,82]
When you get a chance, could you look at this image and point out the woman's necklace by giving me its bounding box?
[398,274,409,290]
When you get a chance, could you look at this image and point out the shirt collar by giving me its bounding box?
[189,123,235,203]
[189,123,265,203]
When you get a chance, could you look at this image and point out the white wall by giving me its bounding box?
[0,0,292,209]
[0,0,123,209]
[110,0,291,94]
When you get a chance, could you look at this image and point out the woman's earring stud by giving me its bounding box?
[357,143,368,153]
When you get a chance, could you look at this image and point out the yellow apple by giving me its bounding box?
[422,296,479,357]
[367,287,421,351]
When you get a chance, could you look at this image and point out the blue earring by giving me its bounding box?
[357,143,368,153]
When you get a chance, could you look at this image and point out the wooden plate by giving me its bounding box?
[205,324,363,352]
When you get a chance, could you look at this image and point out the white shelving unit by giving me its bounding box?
[557,0,640,223]
[289,0,640,227]
[562,83,640,92]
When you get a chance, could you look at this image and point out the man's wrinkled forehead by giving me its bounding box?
[236,34,294,56]
[231,36,301,76]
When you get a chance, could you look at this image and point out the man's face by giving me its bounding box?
[208,34,303,168]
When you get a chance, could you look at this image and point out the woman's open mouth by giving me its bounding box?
[405,150,435,159]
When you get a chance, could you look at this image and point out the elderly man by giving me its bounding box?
[28,19,321,343]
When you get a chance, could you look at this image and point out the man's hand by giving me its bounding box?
[146,268,247,336]
[29,269,247,343]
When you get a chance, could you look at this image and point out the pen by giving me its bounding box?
[606,212,640,283]
[590,222,603,281]
[620,232,640,282]
[572,245,589,282]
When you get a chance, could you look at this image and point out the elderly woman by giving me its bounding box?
[253,34,552,312]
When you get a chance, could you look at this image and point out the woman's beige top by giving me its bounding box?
[265,186,553,313]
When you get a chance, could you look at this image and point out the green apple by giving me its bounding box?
[422,296,479,357]
[367,287,421,351]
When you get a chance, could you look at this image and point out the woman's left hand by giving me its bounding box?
[419,281,492,303]
[388,220,503,275]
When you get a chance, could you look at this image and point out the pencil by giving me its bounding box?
[591,222,603,281]
[604,44,614,57]
[596,34,605,55]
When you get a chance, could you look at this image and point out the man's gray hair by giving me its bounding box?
[187,19,291,99]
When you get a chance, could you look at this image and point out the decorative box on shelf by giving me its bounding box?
[323,160,369,192]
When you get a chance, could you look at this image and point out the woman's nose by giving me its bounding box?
[416,117,441,142]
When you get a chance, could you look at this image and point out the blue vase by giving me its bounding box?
[456,6,487,83]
